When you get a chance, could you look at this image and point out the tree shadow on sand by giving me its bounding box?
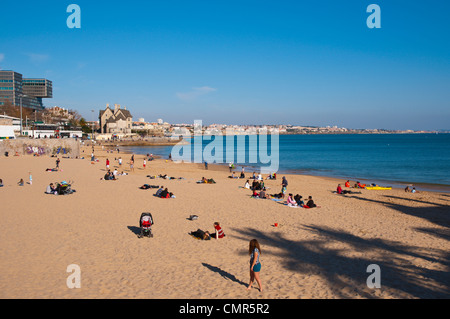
[231,225,449,299]
[347,195,450,237]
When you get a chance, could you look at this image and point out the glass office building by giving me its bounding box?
[0,70,52,110]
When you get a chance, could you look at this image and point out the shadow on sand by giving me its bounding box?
[230,220,449,298]
[201,263,248,288]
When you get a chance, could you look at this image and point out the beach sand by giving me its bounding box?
[0,144,449,299]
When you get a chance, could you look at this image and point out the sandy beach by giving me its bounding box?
[0,143,448,299]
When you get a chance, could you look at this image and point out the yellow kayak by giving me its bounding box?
[365,186,392,190]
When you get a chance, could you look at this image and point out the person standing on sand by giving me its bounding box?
[56,158,60,169]
[106,158,110,170]
[130,159,134,172]
[29,172,32,185]
[247,239,263,292]
[282,176,288,189]
[143,159,146,170]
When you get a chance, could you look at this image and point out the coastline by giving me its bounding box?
[0,144,448,299]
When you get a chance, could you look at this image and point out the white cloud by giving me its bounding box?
[176,86,217,101]
[26,53,50,64]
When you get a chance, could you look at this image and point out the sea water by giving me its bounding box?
[121,133,450,188]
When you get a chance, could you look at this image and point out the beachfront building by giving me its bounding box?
[0,70,52,110]
[99,104,133,134]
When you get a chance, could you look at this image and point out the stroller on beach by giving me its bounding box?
[138,213,154,238]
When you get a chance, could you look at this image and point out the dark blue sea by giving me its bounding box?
[121,134,450,189]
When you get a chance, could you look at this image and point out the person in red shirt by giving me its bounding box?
[213,222,225,239]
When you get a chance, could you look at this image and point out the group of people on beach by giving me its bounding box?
[154,186,175,198]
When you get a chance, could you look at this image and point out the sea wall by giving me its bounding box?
[0,138,80,157]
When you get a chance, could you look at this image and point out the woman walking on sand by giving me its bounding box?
[247,239,263,292]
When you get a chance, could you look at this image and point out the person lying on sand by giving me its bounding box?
[140,184,160,190]
[197,177,216,184]
[190,229,211,240]
[269,192,283,199]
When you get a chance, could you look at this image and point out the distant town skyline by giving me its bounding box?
[0,1,449,131]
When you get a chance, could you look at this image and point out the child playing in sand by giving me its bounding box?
[247,239,263,292]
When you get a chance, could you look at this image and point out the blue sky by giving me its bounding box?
[0,0,449,130]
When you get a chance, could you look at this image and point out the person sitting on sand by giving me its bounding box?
[244,180,250,189]
[286,193,298,207]
[336,184,351,194]
[155,186,164,197]
[259,188,268,199]
[294,194,305,206]
[18,179,24,186]
[211,222,225,239]
[0,179,3,187]
[159,188,173,198]
[46,183,56,194]
[345,180,351,188]
[305,196,321,208]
